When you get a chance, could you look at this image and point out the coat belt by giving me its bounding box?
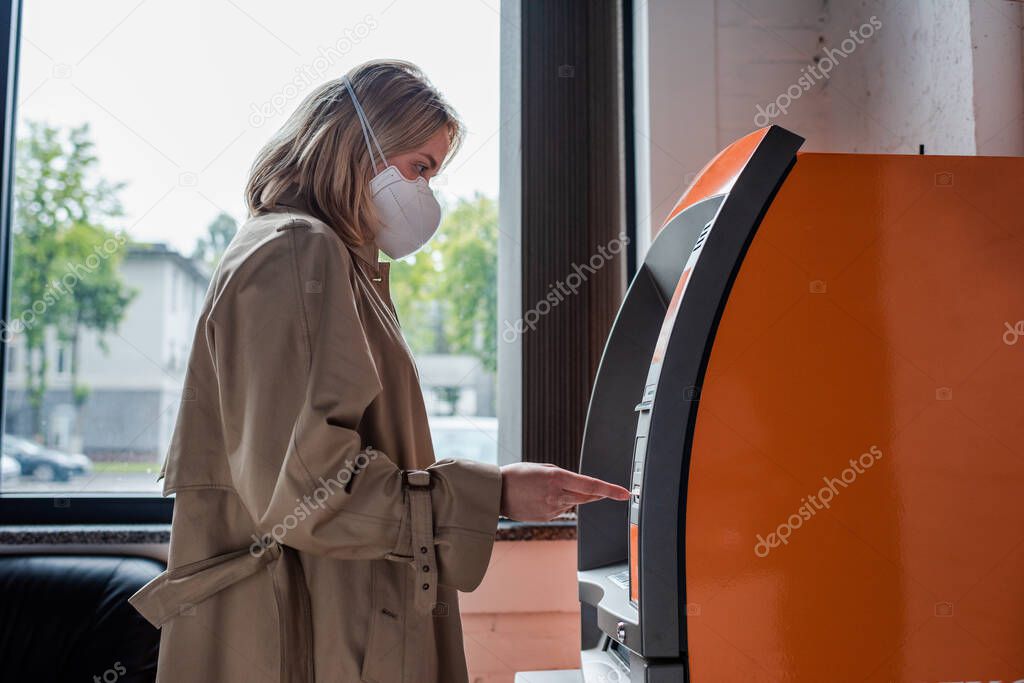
[385,470,438,614]
[407,473,438,614]
[129,541,314,683]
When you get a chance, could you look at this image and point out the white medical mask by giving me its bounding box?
[343,77,442,260]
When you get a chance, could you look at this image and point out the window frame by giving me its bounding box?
[0,495,172,524]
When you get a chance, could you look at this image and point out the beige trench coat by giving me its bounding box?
[129,204,502,682]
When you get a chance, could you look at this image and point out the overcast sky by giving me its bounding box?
[17,0,501,254]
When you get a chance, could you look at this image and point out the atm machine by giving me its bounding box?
[520,125,1024,682]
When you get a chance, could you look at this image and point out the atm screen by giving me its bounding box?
[628,215,719,608]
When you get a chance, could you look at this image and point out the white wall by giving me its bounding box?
[634,0,719,256]
[826,0,977,154]
[634,0,1024,246]
[717,0,829,149]
[969,0,1024,155]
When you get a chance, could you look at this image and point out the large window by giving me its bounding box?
[0,0,502,498]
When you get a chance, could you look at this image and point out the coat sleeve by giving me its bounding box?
[206,220,502,594]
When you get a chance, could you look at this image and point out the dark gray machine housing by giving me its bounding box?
[576,126,804,678]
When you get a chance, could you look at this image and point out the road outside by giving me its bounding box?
[2,469,162,494]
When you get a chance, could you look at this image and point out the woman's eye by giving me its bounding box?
[415,163,427,174]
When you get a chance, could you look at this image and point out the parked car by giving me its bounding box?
[2,435,92,482]
[1,454,20,484]
[428,416,499,465]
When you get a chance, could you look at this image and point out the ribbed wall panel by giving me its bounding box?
[520,0,626,470]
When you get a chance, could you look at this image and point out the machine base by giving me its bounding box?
[513,671,583,683]
[515,639,687,683]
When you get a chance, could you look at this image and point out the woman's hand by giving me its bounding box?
[498,463,631,522]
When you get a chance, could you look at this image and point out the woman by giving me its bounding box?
[129,60,629,682]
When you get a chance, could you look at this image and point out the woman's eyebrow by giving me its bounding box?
[424,153,439,170]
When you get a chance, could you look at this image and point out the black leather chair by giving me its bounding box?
[0,555,163,682]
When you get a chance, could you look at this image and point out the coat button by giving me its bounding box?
[422,583,430,590]
[420,546,428,554]
[422,565,430,572]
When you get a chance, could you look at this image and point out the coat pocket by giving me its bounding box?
[360,559,405,683]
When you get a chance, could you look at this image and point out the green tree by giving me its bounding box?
[388,194,498,372]
[435,194,498,372]
[192,212,238,271]
[10,122,133,439]
[388,238,445,354]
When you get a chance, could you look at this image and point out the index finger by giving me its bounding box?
[557,471,631,500]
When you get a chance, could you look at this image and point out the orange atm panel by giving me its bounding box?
[686,151,1024,682]
[574,126,1024,682]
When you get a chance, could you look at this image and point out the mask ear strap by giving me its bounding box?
[343,76,387,175]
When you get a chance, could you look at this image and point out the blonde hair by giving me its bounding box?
[245,59,464,246]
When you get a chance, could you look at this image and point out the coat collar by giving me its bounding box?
[272,183,382,270]
[348,240,382,270]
